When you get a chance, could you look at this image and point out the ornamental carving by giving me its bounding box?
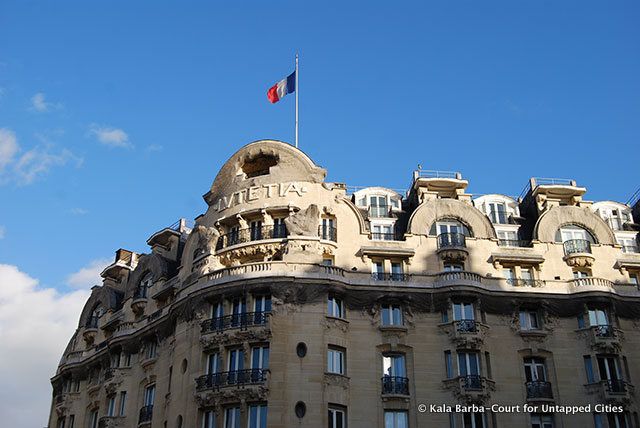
[443,377,495,405]
[218,243,283,266]
[195,385,269,408]
[200,328,272,350]
[564,254,594,268]
[438,249,468,263]
[439,322,488,349]
[324,373,350,390]
[322,317,349,333]
[284,204,320,236]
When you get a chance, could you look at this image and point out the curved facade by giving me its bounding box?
[49,141,640,428]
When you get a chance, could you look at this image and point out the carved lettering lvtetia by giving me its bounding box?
[214,182,308,212]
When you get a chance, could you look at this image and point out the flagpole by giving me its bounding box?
[295,53,299,148]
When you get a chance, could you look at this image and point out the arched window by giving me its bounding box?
[429,218,471,237]
[136,272,153,299]
[86,304,103,328]
[555,224,596,243]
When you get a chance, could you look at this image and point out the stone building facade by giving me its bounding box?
[49,140,640,428]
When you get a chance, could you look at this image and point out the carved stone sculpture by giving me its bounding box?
[284,204,320,236]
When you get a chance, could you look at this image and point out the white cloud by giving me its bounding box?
[0,264,90,428]
[0,129,82,186]
[13,145,83,185]
[0,226,5,239]
[66,258,111,289]
[0,128,19,171]
[30,92,61,113]
[89,124,132,148]
[145,144,163,153]
[69,207,89,216]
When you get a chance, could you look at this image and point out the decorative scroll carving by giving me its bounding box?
[324,373,350,390]
[195,385,269,408]
[284,204,320,236]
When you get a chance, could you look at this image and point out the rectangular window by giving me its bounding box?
[251,346,269,381]
[250,220,262,240]
[207,352,221,375]
[231,298,247,327]
[145,341,157,360]
[382,354,406,377]
[202,410,216,428]
[444,263,464,272]
[328,347,345,375]
[577,313,585,329]
[227,348,245,375]
[248,404,268,428]
[458,352,481,377]
[327,296,344,318]
[597,355,621,382]
[118,391,127,416]
[588,308,609,326]
[531,413,553,428]
[390,262,403,280]
[273,217,286,238]
[381,304,403,326]
[485,352,492,379]
[56,417,65,428]
[329,406,347,428]
[384,410,408,428]
[629,273,639,285]
[144,384,155,406]
[463,412,486,428]
[521,268,533,281]
[72,379,80,392]
[519,310,541,330]
[372,261,385,278]
[488,202,508,224]
[224,406,241,428]
[453,302,474,321]
[584,356,595,383]
[524,357,547,382]
[89,410,99,428]
[593,413,604,428]
[107,396,116,416]
[322,257,334,266]
[498,230,518,245]
[607,413,630,428]
[68,415,74,428]
[444,351,453,378]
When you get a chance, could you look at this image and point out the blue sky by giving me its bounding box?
[1,0,639,289]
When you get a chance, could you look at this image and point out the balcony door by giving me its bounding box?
[251,346,269,381]
[250,220,262,241]
[458,352,481,377]
[144,384,155,407]
[597,356,621,382]
[524,357,547,382]
[370,195,388,217]
[227,349,245,384]
[588,308,609,326]
[231,298,246,327]
[382,354,406,378]
[207,352,221,375]
[438,221,463,235]
[453,302,474,321]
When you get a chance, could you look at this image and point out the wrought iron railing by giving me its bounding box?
[507,278,545,287]
[138,405,153,424]
[371,272,411,282]
[460,375,483,390]
[437,233,466,249]
[216,225,288,250]
[201,311,269,333]
[196,369,268,391]
[605,379,628,394]
[563,239,592,255]
[526,381,553,399]
[381,376,409,395]
[371,232,399,241]
[455,319,477,333]
[593,325,615,338]
[318,225,337,241]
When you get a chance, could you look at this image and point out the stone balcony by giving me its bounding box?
[586,380,635,405]
[200,312,271,349]
[439,320,488,349]
[443,375,495,404]
[195,369,269,408]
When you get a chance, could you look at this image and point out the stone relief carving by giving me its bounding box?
[284,204,320,236]
[200,328,272,350]
[195,385,269,409]
[322,317,349,332]
[324,373,350,390]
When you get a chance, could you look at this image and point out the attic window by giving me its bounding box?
[242,154,278,178]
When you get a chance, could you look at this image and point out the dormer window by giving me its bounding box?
[369,196,390,217]
[487,202,508,224]
[136,272,153,299]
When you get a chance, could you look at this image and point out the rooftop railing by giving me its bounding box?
[414,170,462,180]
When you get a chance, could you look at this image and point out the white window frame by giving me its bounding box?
[327,296,344,318]
[328,407,347,428]
[384,410,408,428]
[224,406,240,428]
[328,348,345,375]
[381,304,403,326]
[519,310,541,331]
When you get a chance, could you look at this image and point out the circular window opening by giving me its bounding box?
[296,342,307,358]
[181,359,188,374]
[295,401,306,418]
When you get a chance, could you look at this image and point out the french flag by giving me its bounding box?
[267,71,296,103]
